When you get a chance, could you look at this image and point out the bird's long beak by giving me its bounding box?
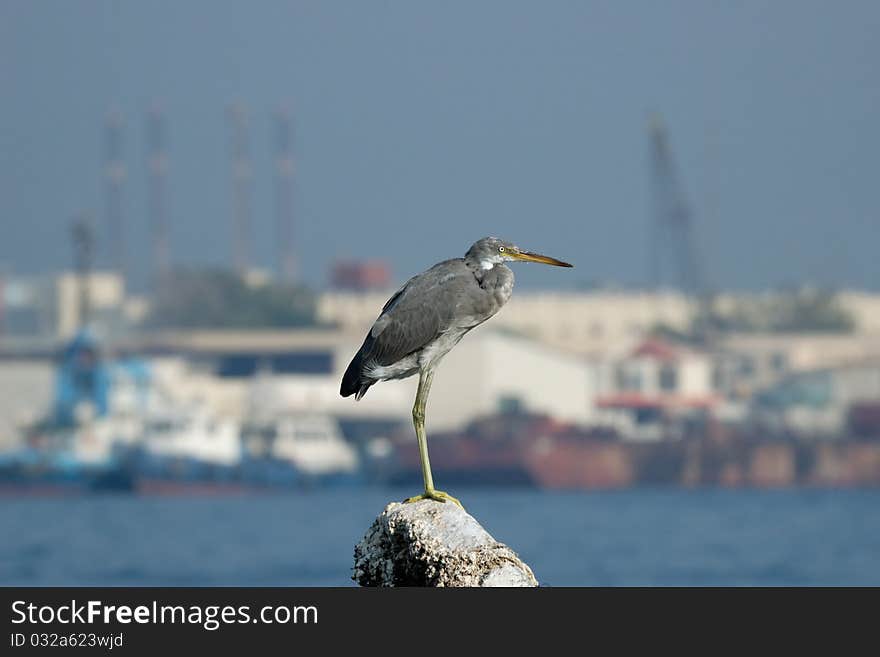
[511,249,573,268]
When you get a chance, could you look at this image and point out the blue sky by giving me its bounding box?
[1,1,878,290]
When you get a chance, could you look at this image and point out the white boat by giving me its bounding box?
[140,407,242,467]
[243,413,359,478]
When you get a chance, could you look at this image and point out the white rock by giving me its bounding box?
[353,499,538,587]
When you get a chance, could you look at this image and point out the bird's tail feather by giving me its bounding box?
[340,351,372,400]
[340,356,361,398]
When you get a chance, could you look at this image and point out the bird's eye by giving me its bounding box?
[499,246,505,253]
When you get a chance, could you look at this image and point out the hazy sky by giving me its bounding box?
[1,1,878,291]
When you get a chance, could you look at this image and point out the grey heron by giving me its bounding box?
[340,237,572,507]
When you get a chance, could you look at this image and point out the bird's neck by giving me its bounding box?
[481,263,515,305]
[470,259,513,286]
[464,255,502,276]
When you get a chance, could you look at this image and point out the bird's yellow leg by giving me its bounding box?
[403,369,464,510]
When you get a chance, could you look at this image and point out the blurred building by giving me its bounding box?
[838,291,880,333]
[319,289,880,400]
[0,272,126,339]
[425,330,601,429]
[597,338,718,441]
[329,260,392,292]
[109,326,602,433]
[753,361,880,437]
[0,358,53,450]
[711,290,880,335]
[714,333,880,398]
[318,290,693,357]
[320,288,880,345]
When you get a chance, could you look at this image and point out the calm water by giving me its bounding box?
[1,487,879,586]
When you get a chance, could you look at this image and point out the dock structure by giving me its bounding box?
[353,500,537,587]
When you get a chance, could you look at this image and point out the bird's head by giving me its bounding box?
[465,237,573,270]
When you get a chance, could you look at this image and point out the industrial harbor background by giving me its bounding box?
[3,2,880,586]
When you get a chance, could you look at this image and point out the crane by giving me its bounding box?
[648,114,714,339]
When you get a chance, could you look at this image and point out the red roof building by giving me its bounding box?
[597,338,719,417]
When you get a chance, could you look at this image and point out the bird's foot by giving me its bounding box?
[403,489,464,509]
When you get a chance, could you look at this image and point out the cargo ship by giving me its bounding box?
[387,412,634,489]
[386,410,880,489]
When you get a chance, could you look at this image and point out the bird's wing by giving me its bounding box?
[361,259,477,367]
